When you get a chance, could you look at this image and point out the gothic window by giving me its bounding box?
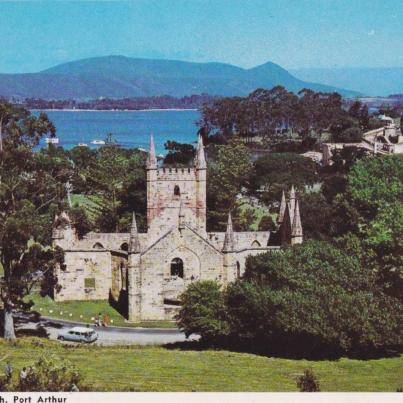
[174,185,180,196]
[93,242,104,249]
[170,257,184,278]
[236,261,241,278]
[120,242,129,251]
[251,240,261,247]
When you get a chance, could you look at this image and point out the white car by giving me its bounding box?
[57,326,98,343]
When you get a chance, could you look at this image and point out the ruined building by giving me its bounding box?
[52,135,303,321]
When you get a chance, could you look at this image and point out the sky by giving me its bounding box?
[0,0,402,73]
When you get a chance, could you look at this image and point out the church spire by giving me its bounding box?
[147,134,157,169]
[289,185,296,212]
[129,212,140,254]
[277,190,286,224]
[291,199,303,238]
[194,134,207,169]
[223,212,235,252]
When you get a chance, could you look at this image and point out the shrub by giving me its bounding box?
[297,368,320,392]
[176,280,229,343]
[17,355,82,392]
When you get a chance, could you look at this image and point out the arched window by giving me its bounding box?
[174,185,180,196]
[170,257,184,278]
[236,261,241,278]
[120,242,129,251]
[251,240,261,247]
[93,242,104,249]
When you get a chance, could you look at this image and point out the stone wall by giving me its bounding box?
[55,250,113,302]
[138,226,223,320]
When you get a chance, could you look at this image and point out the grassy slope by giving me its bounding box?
[70,194,104,223]
[0,338,401,391]
[26,293,176,328]
[238,199,273,231]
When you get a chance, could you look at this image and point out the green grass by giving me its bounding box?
[0,338,401,391]
[238,199,274,231]
[26,293,176,329]
[70,194,104,223]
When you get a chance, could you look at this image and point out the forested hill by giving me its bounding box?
[0,56,359,99]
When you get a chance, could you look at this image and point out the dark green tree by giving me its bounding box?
[176,280,229,343]
[0,101,66,338]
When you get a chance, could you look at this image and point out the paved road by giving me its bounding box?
[15,313,197,346]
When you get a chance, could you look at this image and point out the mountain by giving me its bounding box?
[0,56,359,99]
[291,67,403,96]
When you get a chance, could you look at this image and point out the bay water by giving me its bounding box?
[33,109,201,155]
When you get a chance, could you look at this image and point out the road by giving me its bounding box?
[15,313,198,346]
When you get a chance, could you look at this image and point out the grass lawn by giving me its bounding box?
[0,338,401,391]
[26,293,176,329]
[238,199,274,231]
[70,193,104,223]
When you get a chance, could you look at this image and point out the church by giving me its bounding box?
[52,135,303,321]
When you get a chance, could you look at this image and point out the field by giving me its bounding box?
[25,293,176,328]
[0,338,401,391]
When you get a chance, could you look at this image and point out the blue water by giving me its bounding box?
[33,109,201,155]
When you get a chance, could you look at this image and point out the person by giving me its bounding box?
[103,314,110,327]
[4,361,12,381]
[19,367,28,390]
[96,313,102,327]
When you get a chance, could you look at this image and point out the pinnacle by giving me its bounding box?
[195,134,207,169]
[147,133,157,169]
[129,211,140,253]
[291,199,303,236]
[278,190,286,224]
[223,212,235,252]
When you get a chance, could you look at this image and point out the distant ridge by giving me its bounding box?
[0,55,359,99]
[291,67,403,96]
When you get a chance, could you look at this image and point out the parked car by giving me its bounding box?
[57,326,98,343]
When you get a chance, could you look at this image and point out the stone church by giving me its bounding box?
[52,135,303,321]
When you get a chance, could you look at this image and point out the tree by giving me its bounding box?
[298,192,334,240]
[258,215,276,231]
[250,153,318,206]
[163,141,195,165]
[176,280,229,343]
[87,145,129,232]
[335,126,363,143]
[207,140,253,230]
[0,101,64,339]
[226,240,402,356]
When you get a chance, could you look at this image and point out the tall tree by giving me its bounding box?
[0,101,65,339]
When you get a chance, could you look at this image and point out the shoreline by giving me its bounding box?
[30,108,198,112]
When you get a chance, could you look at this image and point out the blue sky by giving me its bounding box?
[0,0,402,73]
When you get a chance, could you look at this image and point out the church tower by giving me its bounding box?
[146,134,207,239]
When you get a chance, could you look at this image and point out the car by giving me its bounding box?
[57,326,98,343]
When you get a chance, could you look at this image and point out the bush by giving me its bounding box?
[297,368,320,392]
[176,281,229,343]
[226,240,402,356]
[17,355,82,392]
